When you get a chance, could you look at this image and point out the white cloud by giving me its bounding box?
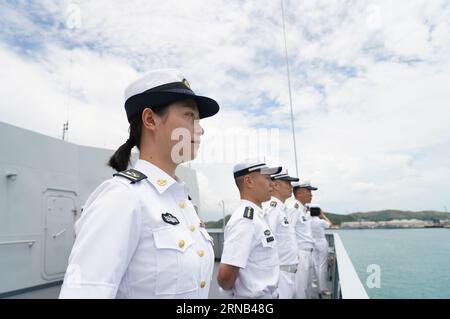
[0,43,137,149]
[1,0,450,219]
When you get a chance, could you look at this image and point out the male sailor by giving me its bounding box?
[263,170,299,299]
[217,160,281,298]
[289,181,318,299]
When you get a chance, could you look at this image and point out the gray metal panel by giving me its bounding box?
[0,121,201,295]
[0,122,80,293]
[76,146,117,203]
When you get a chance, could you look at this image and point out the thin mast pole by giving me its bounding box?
[281,0,299,177]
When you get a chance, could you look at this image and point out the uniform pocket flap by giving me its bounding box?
[153,227,193,252]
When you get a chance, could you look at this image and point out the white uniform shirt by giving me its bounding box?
[310,216,331,240]
[288,200,315,250]
[59,159,214,299]
[221,200,279,298]
[263,197,298,266]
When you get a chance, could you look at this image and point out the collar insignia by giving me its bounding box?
[243,206,254,220]
[113,169,147,184]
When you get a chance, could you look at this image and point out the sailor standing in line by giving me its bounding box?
[217,160,282,299]
[59,69,220,298]
[262,170,299,299]
[310,206,333,296]
[288,181,318,299]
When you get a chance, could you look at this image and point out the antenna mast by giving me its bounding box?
[281,0,299,177]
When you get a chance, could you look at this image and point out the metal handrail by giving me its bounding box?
[208,229,369,299]
[329,233,369,299]
[0,240,36,247]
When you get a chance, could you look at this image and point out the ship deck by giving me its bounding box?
[4,261,331,299]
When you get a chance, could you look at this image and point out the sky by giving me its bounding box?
[1,0,450,221]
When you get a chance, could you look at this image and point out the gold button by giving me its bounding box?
[200,280,206,288]
[179,200,185,208]
[178,240,185,248]
[157,179,167,186]
[198,250,204,257]
[189,225,196,232]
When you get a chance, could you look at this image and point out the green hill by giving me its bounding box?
[205,210,450,227]
[350,210,450,222]
[325,210,450,225]
[323,212,357,225]
[205,215,231,229]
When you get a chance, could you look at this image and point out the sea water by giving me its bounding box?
[331,228,450,299]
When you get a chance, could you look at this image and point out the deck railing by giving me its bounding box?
[326,233,369,299]
[208,229,369,299]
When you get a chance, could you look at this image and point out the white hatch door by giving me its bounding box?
[44,194,76,277]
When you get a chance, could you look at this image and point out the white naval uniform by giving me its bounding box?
[310,216,331,292]
[59,159,214,299]
[263,197,298,299]
[221,200,279,299]
[289,200,315,299]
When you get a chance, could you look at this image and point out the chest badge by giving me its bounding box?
[266,236,275,243]
[162,212,180,225]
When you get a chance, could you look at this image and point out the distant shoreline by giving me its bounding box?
[205,210,450,229]
[331,225,450,230]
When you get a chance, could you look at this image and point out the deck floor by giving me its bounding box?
[4,262,331,299]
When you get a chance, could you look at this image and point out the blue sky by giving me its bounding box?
[1,0,450,221]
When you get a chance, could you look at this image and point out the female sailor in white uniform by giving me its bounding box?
[59,69,220,298]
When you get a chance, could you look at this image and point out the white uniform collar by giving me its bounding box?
[240,199,263,216]
[134,159,185,194]
[294,199,307,211]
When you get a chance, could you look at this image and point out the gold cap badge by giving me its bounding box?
[182,78,191,89]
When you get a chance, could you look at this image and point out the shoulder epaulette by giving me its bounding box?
[113,169,147,184]
[270,201,277,208]
[243,206,254,220]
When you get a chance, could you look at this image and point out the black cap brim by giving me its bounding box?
[293,185,318,191]
[125,91,220,122]
[278,176,300,182]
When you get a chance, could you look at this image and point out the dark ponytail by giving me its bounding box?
[108,115,142,172]
[108,105,171,172]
